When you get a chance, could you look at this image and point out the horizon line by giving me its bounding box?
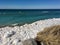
[0,8,60,9]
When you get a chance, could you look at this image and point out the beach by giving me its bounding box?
[0,0,60,45]
[0,18,60,45]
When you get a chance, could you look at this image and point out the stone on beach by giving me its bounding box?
[3,31,15,38]
[12,38,21,45]
[22,38,37,45]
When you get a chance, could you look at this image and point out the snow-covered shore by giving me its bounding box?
[0,18,60,45]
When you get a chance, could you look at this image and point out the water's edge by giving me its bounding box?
[0,18,58,28]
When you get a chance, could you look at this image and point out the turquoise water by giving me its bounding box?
[0,9,60,26]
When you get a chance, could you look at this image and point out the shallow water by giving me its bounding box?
[0,9,60,26]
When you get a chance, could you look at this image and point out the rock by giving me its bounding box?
[22,38,37,45]
[0,37,2,45]
[12,38,21,45]
[4,31,15,38]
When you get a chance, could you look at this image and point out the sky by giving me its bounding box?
[0,0,60,9]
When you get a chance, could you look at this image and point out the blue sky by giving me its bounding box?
[0,0,60,9]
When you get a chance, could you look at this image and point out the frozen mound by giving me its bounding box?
[36,25,60,45]
[0,18,60,45]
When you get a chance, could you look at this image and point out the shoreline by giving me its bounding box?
[0,18,59,28]
[0,18,60,45]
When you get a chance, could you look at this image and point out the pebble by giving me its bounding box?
[12,38,21,45]
[4,31,15,38]
[22,38,37,45]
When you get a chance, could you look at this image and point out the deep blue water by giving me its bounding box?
[0,9,60,26]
